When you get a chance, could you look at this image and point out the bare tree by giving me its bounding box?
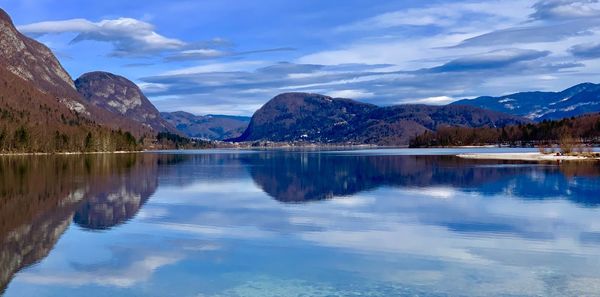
[559,134,575,155]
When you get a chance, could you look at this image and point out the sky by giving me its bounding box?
[1,0,600,116]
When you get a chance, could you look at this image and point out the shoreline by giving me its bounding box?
[0,147,597,157]
[0,150,144,156]
[457,152,600,162]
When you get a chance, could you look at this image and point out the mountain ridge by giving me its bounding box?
[452,83,600,121]
[234,92,528,145]
[2,7,598,149]
[160,111,250,140]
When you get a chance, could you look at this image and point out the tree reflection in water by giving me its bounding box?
[0,153,186,293]
[240,152,600,205]
[0,151,599,293]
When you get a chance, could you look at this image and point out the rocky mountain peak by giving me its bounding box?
[76,72,145,114]
[0,8,76,97]
[0,9,13,25]
[75,71,179,133]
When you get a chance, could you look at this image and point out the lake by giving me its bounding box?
[1,148,600,296]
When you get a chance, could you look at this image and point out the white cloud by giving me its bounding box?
[411,96,457,105]
[297,31,482,67]
[18,17,185,56]
[174,48,226,59]
[19,254,181,287]
[138,82,170,93]
[159,222,274,239]
[338,1,532,31]
[18,18,97,33]
[326,89,375,99]
[162,61,266,75]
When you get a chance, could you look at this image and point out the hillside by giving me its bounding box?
[452,83,600,121]
[0,8,146,152]
[234,93,528,145]
[235,93,377,142]
[0,9,152,137]
[409,113,600,147]
[161,111,250,140]
[0,9,77,100]
[0,66,140,152]
[75,71,179,134]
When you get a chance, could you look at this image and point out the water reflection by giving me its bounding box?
[73,157,158,230]
[242,152,600,205]
[0,154,184,293]
[1,150,599,296]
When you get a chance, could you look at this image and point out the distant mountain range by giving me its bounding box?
[0,8,247,148]
[452,83,600,121]
[1,8,599,150]
[234,93,528,145]
[160,111,250,140]
[236,83,600,144]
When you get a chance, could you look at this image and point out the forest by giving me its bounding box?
[154,132,215,150]
[0,68,141,153]
[409,113,600,148]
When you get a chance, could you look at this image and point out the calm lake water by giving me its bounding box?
[2,148,600,296]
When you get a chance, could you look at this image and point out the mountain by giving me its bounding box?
[0,8,161,153]
[75,71,178,134]
[0,9,78,101]
[336,104,529,145]
[451,83,600,121]
[160,111,250,140]
[236,93,376,142]
[0,9,152,138]
[234,93,528,145]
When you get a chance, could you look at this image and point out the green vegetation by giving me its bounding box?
[156,132,214,149]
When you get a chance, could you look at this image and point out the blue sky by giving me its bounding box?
[2,0,600,115]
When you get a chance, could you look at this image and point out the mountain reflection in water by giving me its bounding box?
[241,152,600,205]
[0,150,599,296]
[0,153,184,293]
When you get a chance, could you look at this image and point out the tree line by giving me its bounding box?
[409,113,600,148]
[154,132,214,150]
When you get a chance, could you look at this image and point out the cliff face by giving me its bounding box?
[0,8,83,110]
[0,8,159,151]
[76,71,179,134]
[235,92,529,145]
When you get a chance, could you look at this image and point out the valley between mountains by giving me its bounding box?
[0,8,599,153]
